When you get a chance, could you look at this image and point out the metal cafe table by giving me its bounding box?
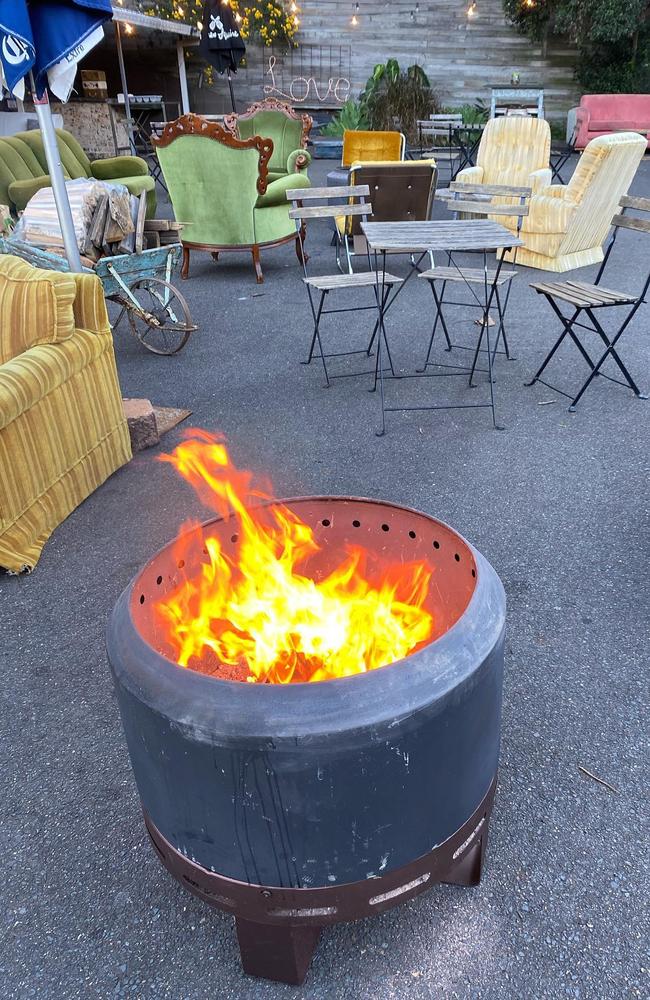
[361,219,523,434]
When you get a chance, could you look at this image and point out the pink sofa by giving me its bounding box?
[575,94,650,149]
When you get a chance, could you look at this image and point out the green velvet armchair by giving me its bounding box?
[0,128,156,216]
[224,98,312,181]
[153,114,311,283]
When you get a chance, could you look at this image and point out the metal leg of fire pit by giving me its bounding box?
[236,918,321,986]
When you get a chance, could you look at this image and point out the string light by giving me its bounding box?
[197,19,203,29]
[467,1,477,16]
[235,10,241,20]
[351,2,359,26]
[290,1,298,11]
[294,14,300,25]
[124,22,134,33]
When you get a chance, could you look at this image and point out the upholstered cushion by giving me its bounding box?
[342,131,404,168]
[90,156,149,180]
[0,256,76,364]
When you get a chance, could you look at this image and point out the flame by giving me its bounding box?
[153,431,434,684]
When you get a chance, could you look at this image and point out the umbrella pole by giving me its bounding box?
[227,70,236,113]
[30,76,82,273]
[114,22,137,155]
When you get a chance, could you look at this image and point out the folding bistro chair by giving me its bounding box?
[413,115,462,174]
[418,183,530,379]
[286,184,402,391]
[525,195,650,411]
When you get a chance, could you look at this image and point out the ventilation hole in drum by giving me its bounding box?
[321,518,331,527]
[139,594,145,605]
[156,575,163,586]
[178,559,185,569]
[369,873,430,905]
[381,523,390,532]
[231,534,239,544]
[471,569,476,578]
[454,553,461,562]
[202,547,208,556]
[408,530,416,539]
[352,519,361,528]
[433,540,440,550]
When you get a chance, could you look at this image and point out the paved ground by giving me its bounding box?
[2,157,649,1000]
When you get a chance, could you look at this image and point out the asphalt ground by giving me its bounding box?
[2,157,649,1000]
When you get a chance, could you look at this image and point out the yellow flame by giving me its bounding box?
[154,431,434,684]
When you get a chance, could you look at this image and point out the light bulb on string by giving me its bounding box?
[467,2,477,17]
[351,2,359,27]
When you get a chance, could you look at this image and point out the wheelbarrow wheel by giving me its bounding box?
[126,277,195,355]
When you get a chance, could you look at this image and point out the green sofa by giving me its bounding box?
[153,114,310,283]
[224,98,312,182]
[0,128,156,217]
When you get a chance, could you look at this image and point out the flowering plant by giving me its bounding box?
[230,0,299,47]
[138,0,298,47]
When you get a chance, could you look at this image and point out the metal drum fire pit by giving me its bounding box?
[107,497,506,985]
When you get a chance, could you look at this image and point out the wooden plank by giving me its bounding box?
[305,271,402,291]
[531,281,591,307]
[134,192,148,254]
[611,213,650,234]
[419,266,516,285]
[361,219,523,251]
[444,200,529,217]
[450,182,532,197]
[286,185,369,200]
[567,281,635,304]
[619,195,650,212]
[289,203,370,220]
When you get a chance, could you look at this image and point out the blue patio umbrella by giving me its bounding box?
[0,0,114,269]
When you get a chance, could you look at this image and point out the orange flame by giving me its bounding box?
[154,431,434,684]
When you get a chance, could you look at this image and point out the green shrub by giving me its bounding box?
[321,99,369,137]
[360,60,441,143]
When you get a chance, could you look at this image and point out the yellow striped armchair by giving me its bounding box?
[456,116,552,194]
[0,256,131,571]
[503,132,647,271]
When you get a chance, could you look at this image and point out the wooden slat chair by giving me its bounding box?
[413,114,463,168]
[418,183,530,381]
[286,185,402,388]
[525,195,650,410]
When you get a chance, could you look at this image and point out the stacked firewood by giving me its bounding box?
[142,218,184,250]
[18,180,182,265]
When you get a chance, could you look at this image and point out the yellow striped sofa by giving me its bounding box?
[0,256,131,572]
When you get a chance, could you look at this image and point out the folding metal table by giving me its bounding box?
[361,219,523,434]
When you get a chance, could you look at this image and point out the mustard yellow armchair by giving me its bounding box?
[456,116,552,193]
[341,130,405,167]
[0,255,131,571]
[504,132,647,271]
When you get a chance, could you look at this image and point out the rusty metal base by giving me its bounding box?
[143,775,496,985]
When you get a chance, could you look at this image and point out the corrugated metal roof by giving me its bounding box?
[111,6,199,38]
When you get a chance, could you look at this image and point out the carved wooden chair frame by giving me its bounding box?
[224,98,312,171]
[152,113,305,283]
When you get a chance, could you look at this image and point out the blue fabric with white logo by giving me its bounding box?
[0,0,112,97]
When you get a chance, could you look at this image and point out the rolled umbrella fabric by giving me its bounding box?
[200,0,246,106]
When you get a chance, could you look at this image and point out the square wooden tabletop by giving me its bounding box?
[361,219,523,253]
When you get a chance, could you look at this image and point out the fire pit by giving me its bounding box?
[106,435,505,985]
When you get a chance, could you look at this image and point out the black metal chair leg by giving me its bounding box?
[525,303,581,385]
